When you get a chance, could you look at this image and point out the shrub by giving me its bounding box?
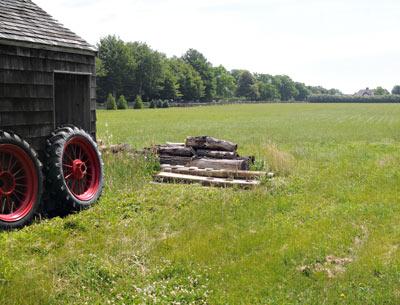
[308,94,400,103]
[392,85,400,95]
[162,101,170,108]
[117,95,128,109]
[149,100,156,109]
[106,93,117,110]
[134,95,144,109]
[156,100,163,108]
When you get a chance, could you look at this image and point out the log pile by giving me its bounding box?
[154,136,273,188]
[156,136,253,170]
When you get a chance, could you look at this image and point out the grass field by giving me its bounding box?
[1,103,400,304]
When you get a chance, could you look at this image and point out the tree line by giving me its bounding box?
[96,35,341,105]
[96,35,400,106]
[308,94,400,103]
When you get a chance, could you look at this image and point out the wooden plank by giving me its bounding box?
[0,70,54,85]
[0,54,94,73]
[0,98,53,112]
[189,158,250,171]
[154,172,259,188]
[0,83,53,98]
[0,111,53,126]
[186,136,237,152]
[165,142,185,146]
[160,165,270,180]
[0,45,95,65]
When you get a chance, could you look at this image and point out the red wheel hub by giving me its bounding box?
[62,136,101,201]
[72,159,87,180]
[0,144,38,222]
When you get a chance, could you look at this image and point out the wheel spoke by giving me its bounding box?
[10,198,15,214]
[9,157,18,172]
[0,153,5,171]
[12,192,23,203]
[72,145,77,160]
[12,167,24,178]
[1,197,6,214]
[14,188,26,196]
[65,147,74,162]
[7,154,13,171]
[72,180,77,194]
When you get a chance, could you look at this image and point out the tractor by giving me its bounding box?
[0,0,104,229]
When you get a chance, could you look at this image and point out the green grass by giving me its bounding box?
[1,103,400,304]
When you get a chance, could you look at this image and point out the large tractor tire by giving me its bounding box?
[0,131,43,229]
[45,126,104,212]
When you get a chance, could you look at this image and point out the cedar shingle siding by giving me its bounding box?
[0,0,97,152]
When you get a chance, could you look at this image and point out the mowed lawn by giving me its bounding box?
[1,103,400,304]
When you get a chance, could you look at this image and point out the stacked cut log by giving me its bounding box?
[154,136,273,188]
[156,136,253,170]
[157,143,194,166]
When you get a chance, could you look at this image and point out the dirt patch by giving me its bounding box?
[377,155,396,167]
[299,255,353,278]
[299,225,368,278]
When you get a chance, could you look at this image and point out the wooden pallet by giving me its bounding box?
[153,165,274,188]
[154,171,260,188]
[160,164,272,179]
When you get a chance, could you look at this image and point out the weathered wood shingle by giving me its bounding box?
[0,0,96,54]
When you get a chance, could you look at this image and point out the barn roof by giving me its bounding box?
[0,0,96,55]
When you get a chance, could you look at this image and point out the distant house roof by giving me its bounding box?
[0,0,96,55]
[354,88,374,97]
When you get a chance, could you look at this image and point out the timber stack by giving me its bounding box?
[157,136,254,170]
[154,136,273,188]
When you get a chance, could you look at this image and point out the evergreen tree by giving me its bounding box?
[117,95,128,109]
[134,95,144,109]
[106,93,117,110]
[156,100,163,108]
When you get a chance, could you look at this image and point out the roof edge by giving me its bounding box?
[0,38,97,56]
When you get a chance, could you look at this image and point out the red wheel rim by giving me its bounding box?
[62,136,101,201]
[0,144,38,222]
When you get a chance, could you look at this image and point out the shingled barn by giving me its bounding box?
[0,0,97,150]
[0,0,104,229]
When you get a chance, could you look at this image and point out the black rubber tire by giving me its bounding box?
[45,125,104,212]
[0,130,43,230]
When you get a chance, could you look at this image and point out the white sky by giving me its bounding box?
[34,0,400,94]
